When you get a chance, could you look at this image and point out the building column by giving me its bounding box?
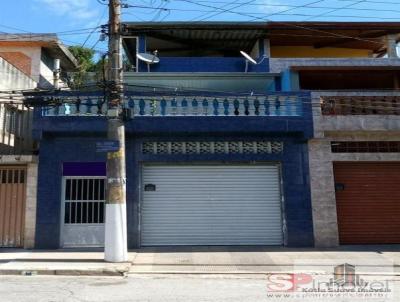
[308,139,339,247]
[24,162,38,249]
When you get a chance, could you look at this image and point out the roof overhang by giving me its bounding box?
[0,34,78,71]
[123,21,400,53]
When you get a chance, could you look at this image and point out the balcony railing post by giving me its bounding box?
[202,98,208,116]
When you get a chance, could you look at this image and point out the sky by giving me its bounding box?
[0,0,399,54]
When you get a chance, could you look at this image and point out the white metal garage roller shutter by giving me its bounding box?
[141,164,283,246]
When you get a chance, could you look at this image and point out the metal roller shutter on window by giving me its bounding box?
[141,164,283,246]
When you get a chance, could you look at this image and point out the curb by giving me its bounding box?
[0,268,129,277]
[128,271,400,276]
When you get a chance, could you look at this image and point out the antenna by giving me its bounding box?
[240,51,257,73]
[136,51,160,72]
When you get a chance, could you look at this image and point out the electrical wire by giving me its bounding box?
[172,0,386,47]
[191,0,253,22]
[96,0,108,5]
[304,0,366,21]
[122,2,400,18]
[156,0,400,11]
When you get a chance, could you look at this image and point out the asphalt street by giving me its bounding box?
[0,274,400,302]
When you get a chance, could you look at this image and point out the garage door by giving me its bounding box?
[334,163,400,244]
[0,166,26,248]
[141,164,283,246]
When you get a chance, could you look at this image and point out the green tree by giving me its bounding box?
[68,46,96,88]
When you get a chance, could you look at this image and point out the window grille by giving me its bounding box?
[142,141,284,155]
[64,177,105,224]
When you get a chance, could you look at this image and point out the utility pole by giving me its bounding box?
[104,0,128,262]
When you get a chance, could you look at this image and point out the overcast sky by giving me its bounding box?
[0,0,398,54]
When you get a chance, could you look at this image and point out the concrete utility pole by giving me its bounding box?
[105,0,128,262]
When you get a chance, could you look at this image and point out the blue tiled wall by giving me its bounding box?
[35,133,314,248]
[35,135,107,249]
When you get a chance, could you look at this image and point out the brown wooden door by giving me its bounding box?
[334,162,400,244]
[0,166,26,247]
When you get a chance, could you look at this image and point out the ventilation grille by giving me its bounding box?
[142,141,284,155]
[332,141,400,153]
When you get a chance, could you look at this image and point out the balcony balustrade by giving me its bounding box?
[321,96,400,115]
[42,95,303,117]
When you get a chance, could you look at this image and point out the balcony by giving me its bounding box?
[312,91,400,137]
[321,95,400,116]
[124,72,278,94]
[42,94,303,118]
[137,57,269,73]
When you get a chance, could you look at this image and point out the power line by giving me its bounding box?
[123,1,400,17]
[165,0,400,9]
[121,5,400,21]
[304,0,366,21]
[174,0,385,47]
[82,8,108,47]
[191,0,254,22]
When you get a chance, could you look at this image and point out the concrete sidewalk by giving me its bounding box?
[129,246,400,275]
[0,249,131,276]
[1,245,400,276]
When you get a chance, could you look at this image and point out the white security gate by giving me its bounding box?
[141,164,283,246]
[61,177,105,247]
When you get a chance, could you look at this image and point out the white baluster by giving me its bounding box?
[145,99,152,116]
[288,96,297,116]
[238,99,245,116]
[268,96,277,116]
[191,98,198,116]
[226,99,234,116]
[202,99,209,116]
[153,99,161,116]
[278,96,286,116]
[248,98,256,116]
[162,98,169,116]
[215,98,223,116]
[170,98,177,116]
[181,98,188,116]
[133,99,140,116]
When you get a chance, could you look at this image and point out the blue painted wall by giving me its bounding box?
[35,135,107,248]
[35,132,313,248]
[139,57,269,73]
[33,31,313,248]
[34,91,314,248]
[137,35,270,73]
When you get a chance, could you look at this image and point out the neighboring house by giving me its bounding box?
[0,34,77,248]
[32,21,399,250]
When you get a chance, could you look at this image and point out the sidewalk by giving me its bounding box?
[1,246,400,276]
[129,245,400,275]
[0,249,131,276]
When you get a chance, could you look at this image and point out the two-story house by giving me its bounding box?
[0,34,77,248]
[33,22,313,249]
[31,21,400,250]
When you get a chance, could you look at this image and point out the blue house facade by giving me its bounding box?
[32,22,314,249]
